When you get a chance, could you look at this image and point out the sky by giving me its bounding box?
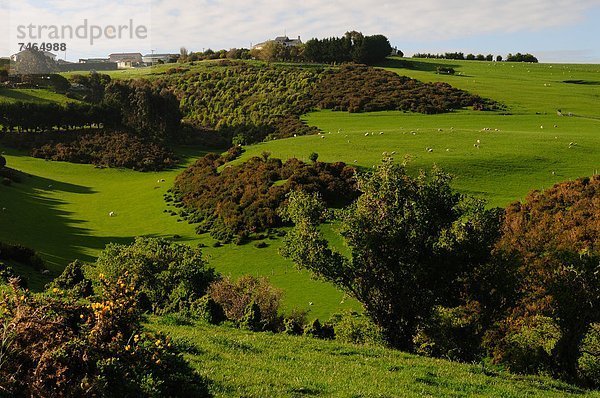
[1,0,600,63]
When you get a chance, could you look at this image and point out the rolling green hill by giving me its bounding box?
[1,57,599,319]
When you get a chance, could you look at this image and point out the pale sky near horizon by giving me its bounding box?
[1,0,599,63]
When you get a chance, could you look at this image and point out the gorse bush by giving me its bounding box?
[313,65,498,114]
[329,311,384,346]
[46,260,93,298]
[490,175,600,382]
[28,131,178,171]
[413,302,483,362]
[0,276,209,397]
[91,237,217,315]
[173,151,357,238]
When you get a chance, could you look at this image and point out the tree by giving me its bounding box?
[179,47,189,62]
[496,55,503,62]
[281,159,502,349]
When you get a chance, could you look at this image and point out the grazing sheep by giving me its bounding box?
[109,211,115,217]
[41,269,51,275]
[309,302,313,306]
[365,132,369,137]
[379,131,384,135]
[391,151,396,155]
[438,128,443,132]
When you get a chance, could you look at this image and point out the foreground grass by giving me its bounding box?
[150,319,599,398]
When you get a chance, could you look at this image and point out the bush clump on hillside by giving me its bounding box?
[487,175,600,383]
[91,237,217,314]
[172,151,357,239]
[28,131,178,171]
[281,160,503,351]
[313,64,498,113]
[207,275,283,331]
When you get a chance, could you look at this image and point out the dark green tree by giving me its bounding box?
[281,159,502,350]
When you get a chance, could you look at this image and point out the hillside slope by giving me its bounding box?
[151,319,600,398]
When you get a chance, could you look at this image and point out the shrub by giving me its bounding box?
[309,152,319,163]
[240,300,263,331]
[192,295,226,325]
[173,153,357,238]
[486,315,561,374]
[304,319,335,340]
[91,237,217,314]
[46,260,93,298]
[578,323,600,387]
[27,131,178,171]
[0,241,45,270]
[493,175,600,379]
[413,303,483,361]
[207,275,283,330]
[284,309,308,335]
[281,159,502,350]
[0,277,209,397]
[0,155,6,168]
[0,262,26,287]
[330,311,384,346]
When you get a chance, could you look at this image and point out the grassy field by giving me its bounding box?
[150,319,600,398]
[241,110,599,207]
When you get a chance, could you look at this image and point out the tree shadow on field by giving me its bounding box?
[379,58,462,72]
[0,168,148,290]
[0,88,58,104]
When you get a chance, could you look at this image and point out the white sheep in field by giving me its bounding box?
[109,211,115,217]
[365,132,369,137]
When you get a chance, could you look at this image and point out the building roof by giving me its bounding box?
[109,52,142,56]
[143,53,178,58]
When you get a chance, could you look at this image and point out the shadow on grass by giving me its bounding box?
[0,88,59,104]
[378,58,465,73]
[0,169,157,290]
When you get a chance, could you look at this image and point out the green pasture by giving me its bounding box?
[150,319,600,398]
